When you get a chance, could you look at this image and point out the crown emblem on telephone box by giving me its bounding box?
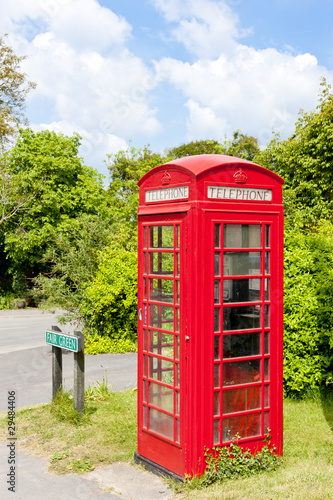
[233,169,248,184]
[161,171,171,185]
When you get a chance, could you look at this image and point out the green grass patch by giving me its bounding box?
[1,391,333,498]
[0,387,137,475]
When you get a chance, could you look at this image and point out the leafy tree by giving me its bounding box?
[0,35,36,144]
[254,79,333,225]
[2,128,107,294]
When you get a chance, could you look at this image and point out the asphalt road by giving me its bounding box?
[0,309,137,412]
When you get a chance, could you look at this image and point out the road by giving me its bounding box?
[0,309,137,412]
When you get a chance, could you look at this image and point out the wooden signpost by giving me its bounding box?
[46,326,85,413]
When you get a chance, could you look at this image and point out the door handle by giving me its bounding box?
[139,308,142,321]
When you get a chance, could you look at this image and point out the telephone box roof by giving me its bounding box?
[138,154,284,185]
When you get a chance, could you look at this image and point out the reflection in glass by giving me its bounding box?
[224,252,261,276]
[150,225,174,248]
[223,413,261,442]
[223,359,261,386]
[176,225,180,249]
[264,411,270,434]
[264,358,269,381]
[214,392,220,416]
[144,226,147,248]
[150,252,174,275]
[150,279,174,303]
[149,382,174,412]
[176,280,180,304]
[224,224,261,249]
[214,420,220,445]
[265,252,270,274]
[214,364,220,388]
[223,279,261,303]
[265,279,270,300]
[176,363,180,388]
[223,331,260,358]
[144,278,147,300]
[214,336,220,359]
[265,305,270,327]
[264,385,269,407]
[149,409,173,440]
[223,305,261,330]
[265,225,270,247]
[149,304,174,331]
[215,224,221,248]
[223,386,261,414]
[214,308,220,332]
[150,357,174,385]
[214,280,220,304]
[215,252,220,276]
[150,330,174,358]
[176,308,180,332]
[175,335,179,360]
[265,332,269,354]
[176,253,180,276]
[144,253,147,274]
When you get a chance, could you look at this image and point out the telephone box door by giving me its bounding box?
[208,212,283,452]
[137,214,187,477]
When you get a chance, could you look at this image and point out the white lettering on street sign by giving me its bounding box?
[46,331,80,352]
[207,186,272,202]
[145,185,189,203]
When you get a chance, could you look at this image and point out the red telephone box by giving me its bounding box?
[135,154,284,479]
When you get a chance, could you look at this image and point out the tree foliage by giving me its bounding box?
[0,35,36,144]
[254,79,333,225]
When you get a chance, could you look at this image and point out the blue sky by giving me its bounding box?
[1,0,332,178]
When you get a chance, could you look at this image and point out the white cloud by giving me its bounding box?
[152,0,333,145]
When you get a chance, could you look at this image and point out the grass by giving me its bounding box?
[1,388,333,499]
[0,384,137,475]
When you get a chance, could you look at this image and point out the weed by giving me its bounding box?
[85,371,112,401]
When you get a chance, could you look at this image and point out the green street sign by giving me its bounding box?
[46,331,80,352]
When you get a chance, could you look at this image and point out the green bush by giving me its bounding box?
[81,244,138,346]
[283,221,333,397]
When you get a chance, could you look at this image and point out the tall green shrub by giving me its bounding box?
[283,221,333,397]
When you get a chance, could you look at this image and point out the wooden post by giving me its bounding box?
[51,325,63,399]
[74,331,85,413]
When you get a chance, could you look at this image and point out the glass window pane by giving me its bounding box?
[223,413,261,442]
[265,252,270,274]
[176,281,180,305]
[149,382,174,412]
[223,359,261,386]
[215,224,221,248]
[214,308,220,332]
[149,305,174,331]
[223,386,261,414]
[150,226,174,248]
[215,252,220,276]
[143,380,147,402]
[214,364,220,388]
[214,392,220,416]
[214,336,220,359]
[264,411,270,434]
[223,279,261,303]
[144,278,147,300]
[224,224,261,249]
[176,363,180,388]
[143,329,147,351]
[264,332,269,354]
[265,305,270,327]
[176,225,180,249]
[144,253,147,274]
[264,359,269,381]
[150,279,174,303]
[223,332,260,358]
[223,305,261,331]
[224,252,261,276]
[176,391,180,414]
[264,385,269,407]
[149,409,174,440]
[265,278,270,300]
[176,418,180,443]
[214,420,220,445]
[214,280,220,304]
[149,331,174,358]
[176,253,180,276]
[150,357,174,385]
[265,225,270,247]
[143,406,147,427]
[150,252,174,275]
[144,226,147,248]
